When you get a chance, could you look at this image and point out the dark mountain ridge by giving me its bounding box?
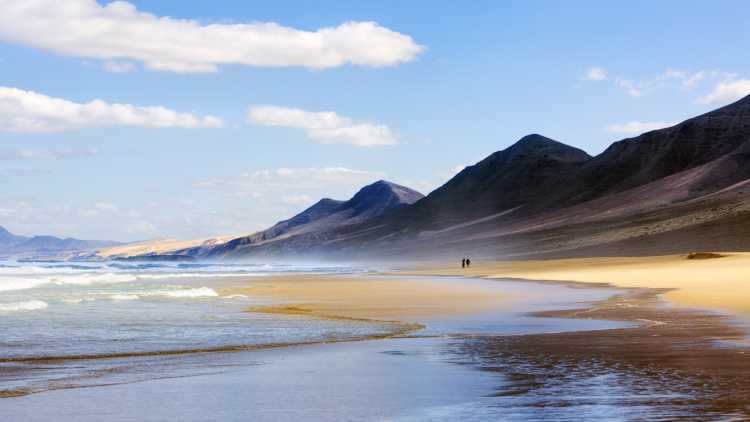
[97,93,750,260]
[251,94,750,259]
[198,180,424,258]
[568,93,750,203]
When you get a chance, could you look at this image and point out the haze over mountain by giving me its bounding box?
[90,93,750,261]
[0,226,121,259]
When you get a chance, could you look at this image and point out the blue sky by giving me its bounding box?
[1,0,749,241]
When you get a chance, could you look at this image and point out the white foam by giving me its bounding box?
[0,273,138,292]
[157,287,219,298]
[0,300,48,312]
[0,279,43,292]
[108,294,140,301]
[136,273,257,280]
[224,294,248,299]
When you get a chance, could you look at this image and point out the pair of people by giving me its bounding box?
[461,258,472,268]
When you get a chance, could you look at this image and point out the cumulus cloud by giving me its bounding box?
[102,61,136,73]
[0,0,424,73]
[699,79,750,105]
[584,66,607,81]
[248,106,398,147]
[0,86,223,132]
[606,121,676,135]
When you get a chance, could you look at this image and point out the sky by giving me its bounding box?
[1,0,749,241]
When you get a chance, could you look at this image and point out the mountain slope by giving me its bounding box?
[289,94,750,258]
[568,93,750,203]
[391,134,591,229]
[205,180,423,258]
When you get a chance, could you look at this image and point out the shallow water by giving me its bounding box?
[0,264,641,420]
[0,261,398,395]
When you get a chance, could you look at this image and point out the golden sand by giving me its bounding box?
[222,274,511,322]
[405,252,750,316]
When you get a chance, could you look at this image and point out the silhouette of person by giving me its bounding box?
[466,258,471,268]
[461,258,466,268]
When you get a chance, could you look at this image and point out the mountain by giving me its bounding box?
[391,134,592,228]
[0,226,121,259]
[566,93,750,203]
[0,225,28,248]
[344,93,750,258]
[103,94,750,261]
[199,180,424,258]
[272,94,750,259]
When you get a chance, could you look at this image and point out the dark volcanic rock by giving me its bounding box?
[390,134,592,227]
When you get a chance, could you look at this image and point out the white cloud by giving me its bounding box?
[0,0,424,73]
[94,202,119,212]
[597,68,735,98]
[1,147,99,160]
[0,86,223,132]
[196,166,386,229]
[614,78,644,97]
[198,167,385,193]
[585,67,607,81]
[248,106,398,147]
[102,61,136,73]
[606,121,675,135]
[281,194,314,206]
[699,79,750,105]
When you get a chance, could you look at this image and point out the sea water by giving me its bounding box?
[0,260,394,395]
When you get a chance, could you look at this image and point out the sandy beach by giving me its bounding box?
[221,274,514,322]
[403,252,750,316]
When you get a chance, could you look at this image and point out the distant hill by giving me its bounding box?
[0,226,121,259]
[91,236,236,260]
[0,225,28,248]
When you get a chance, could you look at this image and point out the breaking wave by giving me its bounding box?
[0,300,48,312]
[156,287,219,298]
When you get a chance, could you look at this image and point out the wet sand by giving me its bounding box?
[221,274,514,321]
[449,286,750,419]
[227,270,750,417]
[400,255,750,418]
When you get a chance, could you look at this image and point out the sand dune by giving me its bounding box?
[95,236,236,258]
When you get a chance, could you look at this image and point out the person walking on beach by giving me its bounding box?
[466,258,471,268]
[461,258,466,268]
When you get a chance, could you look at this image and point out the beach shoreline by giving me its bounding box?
[6,258,750,418]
